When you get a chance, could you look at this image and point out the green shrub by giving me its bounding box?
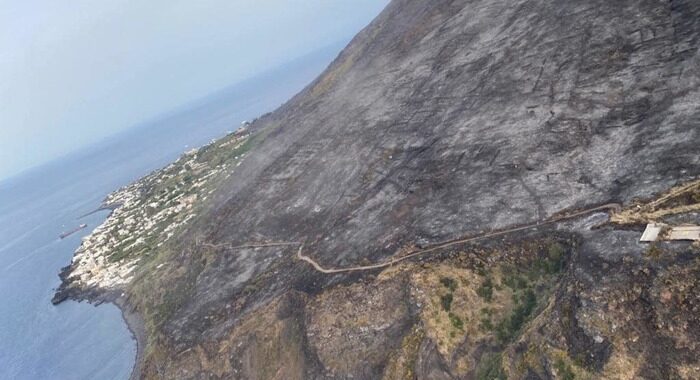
[480,317,494,331]
[477,277,494,302]
[448,312,463,330]
[532,242,567,275]
[554,358,575,380]
[440,276,458,291]
[504,273,528,290]
[476,353,506,380]
[545,242,566,273]
[440,293,453,312]
[495,289,537,343]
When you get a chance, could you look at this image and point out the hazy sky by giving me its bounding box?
[0,0,388,180]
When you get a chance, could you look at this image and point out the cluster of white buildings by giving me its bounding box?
[66,132,250,292]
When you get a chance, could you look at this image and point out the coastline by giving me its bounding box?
[53,286,145,379]
[50,126,254,378]
[114,296,146,380]
[54,194,144,378]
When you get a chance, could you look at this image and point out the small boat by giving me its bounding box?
[60,224,88,239]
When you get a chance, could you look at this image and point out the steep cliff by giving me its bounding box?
[57,0,700,378]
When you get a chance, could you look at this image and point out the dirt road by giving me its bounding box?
[297,203,621,274]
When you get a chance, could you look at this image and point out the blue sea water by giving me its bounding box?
[0,44,341,380]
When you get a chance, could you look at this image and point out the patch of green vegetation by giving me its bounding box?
[554,358,576,380]
[479,307,495,331]
[135,253,206,333]
[476,277,494,302]
[495,289,537,344]
[441,293,453,312]
[534,242,567,274]
[440,276,458,291]
[475,262,488,277]
[108,246,150,263]
[107,247,128,263]
[476,353,507,380]
[200,134,255,168]
[548,242,566,268]
[448,312,463,330]
[480,317,494,331]
[503,267,528,290]
[398,327,425,379]
[106,213,177,263]
[559,301,575,333]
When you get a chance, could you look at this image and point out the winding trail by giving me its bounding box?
[201,241,301,250]
[203,203,621,274]
[296,203,622,274]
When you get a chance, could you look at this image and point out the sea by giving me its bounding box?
[0,43,342,380]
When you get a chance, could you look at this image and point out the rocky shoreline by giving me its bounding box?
[53,129,250,303]
[53,267,145,379]
[114,296,146,380]
[52,128,253,378]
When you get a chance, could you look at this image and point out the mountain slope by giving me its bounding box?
[205,0,699,263]
[57,0,700,378]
